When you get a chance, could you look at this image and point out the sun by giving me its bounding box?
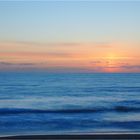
[105,53,119,60]
[103,53,121,72]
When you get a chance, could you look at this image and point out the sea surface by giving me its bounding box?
[0,72,140,136]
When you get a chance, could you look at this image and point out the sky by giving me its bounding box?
[0,1,140,72]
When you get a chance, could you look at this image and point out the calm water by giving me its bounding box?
[0,72,140,136]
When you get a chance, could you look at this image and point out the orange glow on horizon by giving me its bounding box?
[0,41,140,72]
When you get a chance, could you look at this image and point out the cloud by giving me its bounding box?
[120,65,140,69]
[0,62,38,66]
[45,52,77,57]
[0,41,112,51]
[90,60,102,64]
[94,42,112,48]
[46,42,81,47]
[101,64,140,71]
[0,52,78,60]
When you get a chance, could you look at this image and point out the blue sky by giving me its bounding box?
[0,1,140,72]
[0,1,140,43]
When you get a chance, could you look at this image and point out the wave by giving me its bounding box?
[83,86,140,93]
[114,106,140,112]
[0,106,140,115]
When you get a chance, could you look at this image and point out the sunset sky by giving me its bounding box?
[0,1,140,72]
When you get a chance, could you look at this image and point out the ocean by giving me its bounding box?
[0,72,140,136]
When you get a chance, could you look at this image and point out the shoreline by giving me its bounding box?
[1,133,140,139]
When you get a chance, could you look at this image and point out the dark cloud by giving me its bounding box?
[90,61,102,64]
[0,62,12,65]
[102,64,140,70]
[46,52,75,57]
[89,62,140,70]
[120,65,140,69]
[0,62,37,66]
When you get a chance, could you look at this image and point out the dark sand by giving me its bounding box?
[1,133,140,139]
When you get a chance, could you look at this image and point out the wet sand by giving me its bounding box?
[1,133,140,139]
